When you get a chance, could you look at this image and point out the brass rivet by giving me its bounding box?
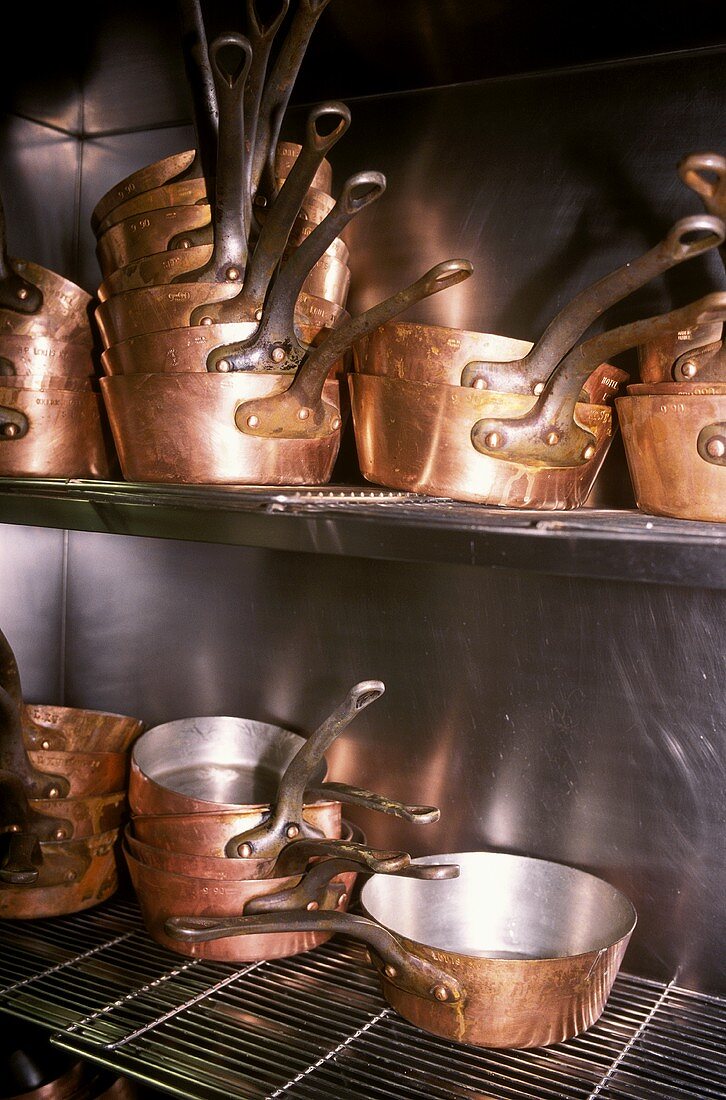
[384,964,397,979]
[706,436,726,459]
[271,346,286,363]
[331,417,342,431]
[216,359,230,373]
[3,424,19,438]
[484,431,502,449]
[178,238,192,250]
[254,194,267,208]
[545,430,560,446]
[8,824,20,833]
[239,842,253,857]
[255,309,263,322]
[41,740,51,750]
[681,360,698,379]
[17,287,29,301]
[54,828,67,840]
[226,266,241,281]
[306,900,319,911]
[533,381,545,396]
[246,414,260,429]
[337,893,348,907]
[472,377,486,391]
[200,316,213,326]
[433,984,450,1002]
[582,443,596,461]
[48,787,60,798]
[286,824,300,839]
[65,870,76,882]
[297,407,310,421]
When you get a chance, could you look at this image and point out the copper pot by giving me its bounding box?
[0,374,94,393]
[0,385,113,479]
[100,372,342,484]
[22,704,143,754]
[616,392,726,522]
[0,334,96,378]
[27,748,127,798]
[0,828,118,918]
[0,260,93,346]
[168,851,636,1049]
[28,791,126,841]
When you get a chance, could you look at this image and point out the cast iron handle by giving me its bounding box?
[174,0,218,193]
[269,837,410,877]
[205,100,351,324]
[0,193,43,315]
[0,686,69,800]
[243,0,290,229]
[672,339,726,383]
[165,908,464,1005]
[206,171,385,371]
[306,781,440,824]
[679,152,726,220]
[461,215,725,394]
[0,404,29,440]
[472,290,726,467]
[234,258,473,439]
[697,421,726,466]
[225,680,385,859]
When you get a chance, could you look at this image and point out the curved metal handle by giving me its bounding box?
[243,0,290,226]
[0,405,29,440]
[472,291,726,467]
[462,215,726,393]
[672,339,726,383]
[174,0,218,191]
[697,422,726,466]
[307,782,440,824]
[225,680,385,859]
[195,100,351,324]
[234,257,473,439]
[0,192,43,315]
[270,837,409,877]
[206,171,384,372]
[0,686,69,800]
[679,152,726,219]
[164,908,463,1004]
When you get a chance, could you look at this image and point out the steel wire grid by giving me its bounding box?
[0,897,724,1100]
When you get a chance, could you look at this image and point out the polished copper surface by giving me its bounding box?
[22,704,144,753]
[617,392,726,522]
[0,374,93,393]
[101,372,341,484]
[27,748,127,798]
[0,334,95,377]
[0,386,113,479]
[0,829,118,919]
[125,844,354,961]
[95,267,350,350]
[0,262,93,346]
[29,791,126,840]
[349,373,614,508]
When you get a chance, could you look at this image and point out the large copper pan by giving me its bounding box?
[22,704,143,754]
[100,372,341,483]
[90,143,333,233]
[27,748,127,798]
[0,334,95,378]
[617,392,726,522]
[29,791,126,841]
[0,385,113,478]
[0,828,118,918]
[168,850,636,1049]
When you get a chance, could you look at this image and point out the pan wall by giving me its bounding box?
[0,31,724,995]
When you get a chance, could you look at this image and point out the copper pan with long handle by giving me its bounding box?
[168,850,636,1049]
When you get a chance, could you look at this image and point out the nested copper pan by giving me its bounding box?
[0,385,114,479]
[0,261,93,346]
[27,748,127,798]
[29,791,126,840]
[349,374,613,508]
[97,233,350,300]
[100,372,341,484]
[637,322,723,384]
[95,274,349,351]
[91,142,333,232]
[616,392,726,522]
[0,334,95,377]
[626,381,726,395]
[22,704,143,753]
[0,374,93,393]
[0,828,118,918]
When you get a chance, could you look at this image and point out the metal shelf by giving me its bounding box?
[0,479,724,588]
[0,897,724,1100]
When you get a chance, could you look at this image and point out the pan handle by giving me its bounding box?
[461,215,725,394]
[679,152,726,219]
[471,291,726,466]
[672,339,726,383]
[270,836,410,877]
[697,422,726,466]
[165,908,464,1005]
[243,0,290,230]
[225,680,385,859]
[174,0,218,192]
[0,405,29,440]
[0,685,70,800]
[306,782,440,824]
[233,258,473,439]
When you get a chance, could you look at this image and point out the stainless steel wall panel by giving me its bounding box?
[61,528,726,993]
[0,524,65,703]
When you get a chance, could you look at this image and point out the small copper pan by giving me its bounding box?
[100,372,342,484]
[0,334,95,377]
[617,391,726,522]
[0,385,114,479]
[22,704,143,754]
[27,748,127,798]
[29,791,126,841]
[0,828,118,919]
[0,261,93,346]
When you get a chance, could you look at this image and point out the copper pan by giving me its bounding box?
[616,392,726,522]
[0,261,93,346]
[626,381,726,395]
[637,323,724,384]
[0,374,94,393]
[97,234,349,300]
[29,791,126,841]
[0,385,113,478]
[95,274,349,350]
[27,748,127,798]
[168,851,636,1049]
[96,187,336,279]
[91,143,333,233]
[100,372,341,484]
[22,703,143,753]
[0,334,96,377]
[0,828,118,918]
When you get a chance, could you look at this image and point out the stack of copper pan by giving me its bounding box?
[0,196,113,478]
[618,153,726,522]
[122,679,458,962]
[349,212,726,510]
[0,627,143,918]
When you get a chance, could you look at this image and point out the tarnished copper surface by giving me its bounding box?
[96,271,349,350]
[96,187,337,279]
[349,374,614,508]
[0,334,95,377]
[617,393,726,522]
[626,381,726,395]
[101,373,341,485]
[637,322,723,383]
[29,791,126,839]
[0,386,113,479]
[0,374,93,392]
[0,262,93,345]
[125,844,354,961]
[23,704,143,753]
[97,234,350,300]
[0,829,118,918]
[27,748,127,798]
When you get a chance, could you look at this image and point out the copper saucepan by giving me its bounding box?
[0,384,113,478]
[22,704,143,754]
[0,262,93,347]
[0,828,119,919]
[168,850,636,1049]
[29,791,126,841]
[0,374,94,393]
[27,748,127,798]
[0,334,96,378]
